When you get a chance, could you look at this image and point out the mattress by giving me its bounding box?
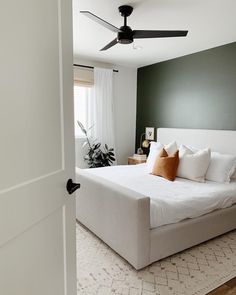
[84,164,236,229]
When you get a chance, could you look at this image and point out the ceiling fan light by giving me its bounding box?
[118,38,133,44]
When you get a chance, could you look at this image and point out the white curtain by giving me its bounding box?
[90,67,116,162]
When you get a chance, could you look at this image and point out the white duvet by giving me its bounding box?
[84,164,236,229]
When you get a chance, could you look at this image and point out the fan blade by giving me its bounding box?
[80,11,121,33]
[100,38,118,51]
[133,30,188,39]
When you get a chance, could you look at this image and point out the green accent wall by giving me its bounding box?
[136,42,236,147]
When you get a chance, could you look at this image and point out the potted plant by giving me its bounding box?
[77,121,116,168]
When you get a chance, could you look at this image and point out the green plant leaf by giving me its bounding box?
[94,143,101,150]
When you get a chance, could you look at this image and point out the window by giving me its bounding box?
[74,85,92,137]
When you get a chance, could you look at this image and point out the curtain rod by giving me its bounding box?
[73,63,118,73]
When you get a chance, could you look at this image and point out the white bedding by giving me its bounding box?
[84,164,236,229]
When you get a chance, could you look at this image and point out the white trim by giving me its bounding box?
[62,205,68,295]
[57,0,65,170]
[0,169,63,195]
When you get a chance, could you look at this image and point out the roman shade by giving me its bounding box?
[73,66,94,87]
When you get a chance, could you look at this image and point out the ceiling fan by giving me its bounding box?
[80,5,188,51]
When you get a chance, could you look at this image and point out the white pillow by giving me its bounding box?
[146,141,163,173]
[177,145,211,182]
[165,141,178,155]
[146,141,178,173]
[205,152,236,183]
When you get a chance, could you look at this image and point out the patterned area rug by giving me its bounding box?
[76,223,236,295]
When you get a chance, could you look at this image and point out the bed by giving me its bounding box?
[76,128,236,269]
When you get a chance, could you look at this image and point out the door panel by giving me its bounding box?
[0,0,63,190]
[0,172,66,246]
[0,0,76,293]
[0,209,65,295]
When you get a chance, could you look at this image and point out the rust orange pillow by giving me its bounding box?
[151,148,179,181]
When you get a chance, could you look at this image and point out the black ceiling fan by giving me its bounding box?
[80,5,188,51]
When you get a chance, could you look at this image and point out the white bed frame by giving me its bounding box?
[76,128,236,270]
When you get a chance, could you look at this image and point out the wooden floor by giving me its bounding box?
[208,277,236,295]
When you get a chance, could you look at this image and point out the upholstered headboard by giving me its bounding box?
[157,128,236,156]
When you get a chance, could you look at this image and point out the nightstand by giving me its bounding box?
[128,156,147,165]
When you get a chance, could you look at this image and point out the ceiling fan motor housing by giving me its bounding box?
[118,26,133,44]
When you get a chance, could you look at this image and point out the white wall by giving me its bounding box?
[113,65,137,164]
[74,58,137,166]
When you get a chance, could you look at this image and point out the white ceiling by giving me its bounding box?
[73,0,236,68]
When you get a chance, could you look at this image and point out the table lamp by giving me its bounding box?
[137,133,150,155]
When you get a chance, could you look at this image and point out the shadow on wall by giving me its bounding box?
[75,137,88,168]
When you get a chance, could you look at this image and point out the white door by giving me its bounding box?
[0,0,77,294]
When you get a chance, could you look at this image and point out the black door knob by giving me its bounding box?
[66,179,80,195]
